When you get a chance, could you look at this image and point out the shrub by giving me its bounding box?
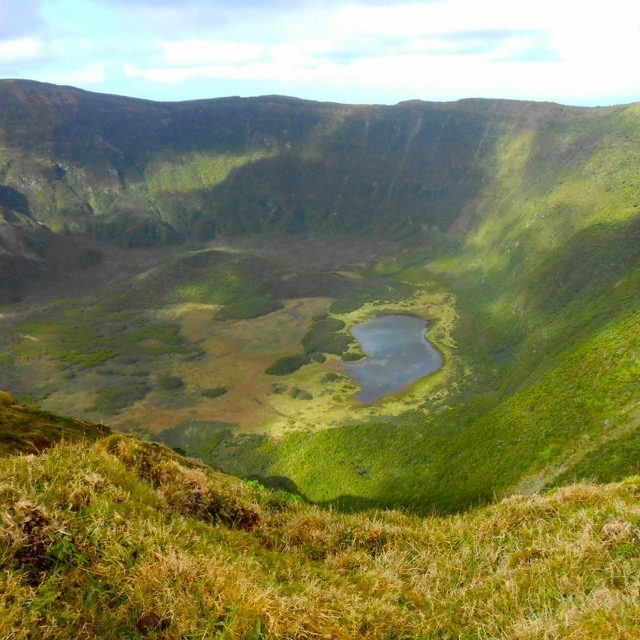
[265,355,310,376]
[302,316,352,356]
[92,385,150,413]
[202,387,228,399]
[290,388,313,400]
[342,352,366,362]
[217,296,283,320]
[329,296,371,314]
[158,375,185,390]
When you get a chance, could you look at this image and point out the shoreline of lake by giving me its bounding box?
[342,314,443,404]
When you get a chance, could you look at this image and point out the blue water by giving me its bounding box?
[343,314,443,404]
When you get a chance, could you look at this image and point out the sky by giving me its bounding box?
[1,0,639,106]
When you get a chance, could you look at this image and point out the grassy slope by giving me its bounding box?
[2,426,640,639]
[0,81,528,244]
[226,104,640,513]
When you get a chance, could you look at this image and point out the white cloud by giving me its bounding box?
[36,64,107,86]
[124,56,337,84]
[0,37,42,62]
[12,0,640,105]
[125,63,197,83]
[335,49,640,104]
[131,38,341,84]
[331,0,640,41]
[331,2,538,39]
[162,40,266,65]
[126,33,640,105]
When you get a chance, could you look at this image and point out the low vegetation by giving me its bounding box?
[341,351,366,362]
[290,387,313,400]
[264,354,311,376]
[216,296,283,320]
[0,397,109,456]
[301,315,351,355]
[201,387,228,399]
[91,384,151,415]
[1,414,640,639]
[158,375,186,391]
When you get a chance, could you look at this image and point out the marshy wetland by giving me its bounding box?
[0,240,456,446]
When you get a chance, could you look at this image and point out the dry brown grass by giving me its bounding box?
[2,435,640,638]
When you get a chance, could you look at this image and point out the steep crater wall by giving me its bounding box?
[0,80,577,246]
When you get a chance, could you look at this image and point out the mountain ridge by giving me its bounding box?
[0,79,624,251]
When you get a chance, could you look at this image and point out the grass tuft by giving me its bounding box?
[2,419,640,638]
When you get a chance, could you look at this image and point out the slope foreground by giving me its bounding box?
[1,408,640,639]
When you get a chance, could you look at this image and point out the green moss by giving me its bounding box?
[553,428,640,485]
[146,151,269,197]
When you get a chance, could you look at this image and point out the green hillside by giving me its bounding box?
[1,411,640,639]
[213,101,640,513]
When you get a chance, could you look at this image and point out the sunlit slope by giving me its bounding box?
[227,103,640,513]
[2,420,640,639]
